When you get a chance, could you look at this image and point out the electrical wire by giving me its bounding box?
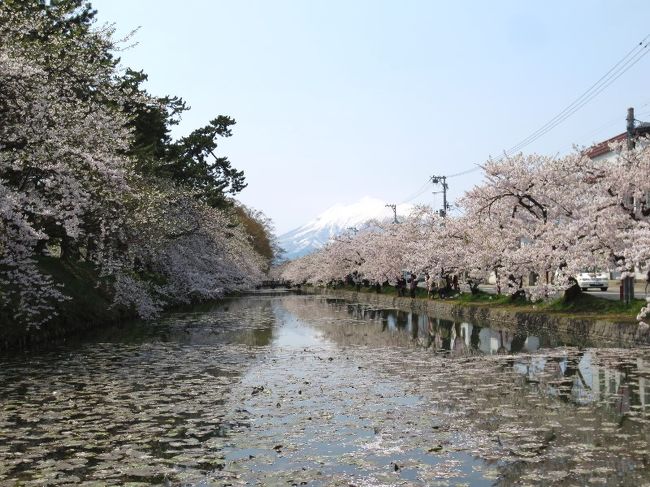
[399,181,432,204]
[446,165,483,178]
[505,35,650,155]
[552,98,650,154]
[435,38,649,180]
[506,36,649,154]
[397,37,650,202]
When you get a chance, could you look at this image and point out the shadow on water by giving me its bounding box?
[0,296,283,485]
[84,297,278,348]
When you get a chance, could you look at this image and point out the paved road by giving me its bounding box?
[478,281,648,302]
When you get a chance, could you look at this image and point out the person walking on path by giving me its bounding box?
[437,275,447,299]
[646,269,650,295]
[409,273,418,298]
[396,276,405,297]
[425,274,434,299]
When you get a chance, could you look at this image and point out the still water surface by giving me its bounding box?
[2,294,650,486]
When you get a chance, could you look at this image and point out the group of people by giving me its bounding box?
[424,273,459,299]
[395,274,418,298]
[395,272,460,299]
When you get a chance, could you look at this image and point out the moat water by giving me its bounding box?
[2,293,650,486]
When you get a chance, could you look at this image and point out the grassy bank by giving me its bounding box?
[326,284,646,323]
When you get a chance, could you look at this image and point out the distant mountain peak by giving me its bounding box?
[278,197,413,260]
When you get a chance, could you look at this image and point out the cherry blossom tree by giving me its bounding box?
[280,143,649,328]
[115,184,266,317]
[583,141,650,276]
[1,2,269,328]
[456,153,591,299]
[0,2,133,326]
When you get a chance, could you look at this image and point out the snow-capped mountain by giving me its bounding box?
[278,197,413,260]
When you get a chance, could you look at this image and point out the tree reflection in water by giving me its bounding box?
[313,297,650,415]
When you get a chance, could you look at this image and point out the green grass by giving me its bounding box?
[323,284,645,322]
[452,289,644,320]
[541,291,645,317]
[453,290,517,305]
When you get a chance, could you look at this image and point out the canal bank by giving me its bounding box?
[306,286,650,347]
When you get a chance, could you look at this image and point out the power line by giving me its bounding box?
[506,36,649,154]
[508,51,649,155]
[551,98,650,154]
[397,36,650,205]
[505,35,650,155]
[436,37,650,180]
[446,165,482,178]
[399,181,431,204]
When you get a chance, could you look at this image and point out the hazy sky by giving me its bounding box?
[92,0,650,233]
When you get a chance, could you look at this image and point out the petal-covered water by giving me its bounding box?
[2,294,650,485]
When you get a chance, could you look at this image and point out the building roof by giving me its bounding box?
[585,132,627,159]
[585,125,650,159]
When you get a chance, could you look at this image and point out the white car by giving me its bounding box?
[576,271,609,291]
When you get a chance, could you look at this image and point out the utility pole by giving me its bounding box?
[622,107,636,303]
[430,175,450,217]
[385,204,398,224]
[627,107,636,150]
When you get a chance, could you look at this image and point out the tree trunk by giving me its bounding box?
[60,235,80,262]
[563,282,582,301]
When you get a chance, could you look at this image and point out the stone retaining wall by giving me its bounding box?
[307,287,649,348]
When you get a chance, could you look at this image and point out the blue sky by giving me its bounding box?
[92,0,650,233]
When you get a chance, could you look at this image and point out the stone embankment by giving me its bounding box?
[307,287,649,348]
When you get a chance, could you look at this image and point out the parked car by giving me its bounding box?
[575,270,609,291]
